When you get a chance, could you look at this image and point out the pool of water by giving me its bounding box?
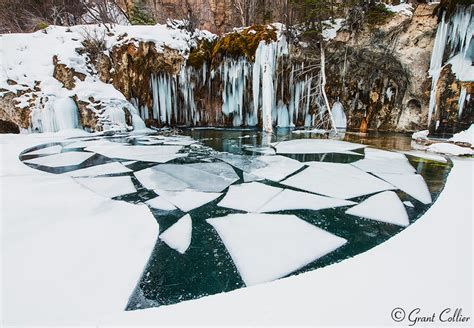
[18,129,452,311]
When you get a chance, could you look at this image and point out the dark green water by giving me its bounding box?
[18,129,452,311]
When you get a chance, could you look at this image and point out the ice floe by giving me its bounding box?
[401,150,447,163]
[259,189,356,213]
[207,213,347,286]
[74,176,136,198]
[373,173,432,204]
[146,196,177,211]
[62,162,132,177]
[404,201,414,208]
[351,158,416,175]
[274,139,366,154]
[217,153,303,182]
[282,162,395,199]
[85,143,185,162]
[250,155,304,181]
[159,214,192,254]
[134,162,239,192]
[156,189,221,212]
[218,182,283,212]
[345,191,409,227]
[24,151,94,167]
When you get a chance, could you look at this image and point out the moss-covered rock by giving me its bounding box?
[210,25,277,64]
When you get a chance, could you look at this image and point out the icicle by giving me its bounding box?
[458,87,467,118]
[331,101,347,130]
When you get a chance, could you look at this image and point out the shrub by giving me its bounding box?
[366,4,395,27]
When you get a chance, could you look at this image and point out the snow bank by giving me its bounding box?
[1,134,158,325]
[427,142,474,156]
[449,124,474,145]
[384,3,414,16]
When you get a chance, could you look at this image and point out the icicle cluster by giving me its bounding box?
[146,31,330,131]
[428,5,474,123]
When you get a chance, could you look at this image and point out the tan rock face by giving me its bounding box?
[430,65,474,135]
[323,4,438,132]
[0,91,31,130]
[52,56,86,90]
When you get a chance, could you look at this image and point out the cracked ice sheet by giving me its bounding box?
[156,189,221,212]
[259,189,356,213]
[62,162,132,177]
[85,143,185,163]
[373,172,432,204]
[274,139,366,154]
[25,144,62,155]
[134,162,239,192]
[24,151,94,167]
[250,155,304,181]
[216,153,303,182]
[159,214,192,254]
[218,182,283,213]
[282,162,395,199]
[146,196,177,211]
[207,213,347,286]
[351,158,416,175]
[345,191,409,227]
[74,176,136,198]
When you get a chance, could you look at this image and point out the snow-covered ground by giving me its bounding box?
[0,132,158,325]
[1,132,472,326]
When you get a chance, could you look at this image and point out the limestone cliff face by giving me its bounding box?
[324,4,438,132]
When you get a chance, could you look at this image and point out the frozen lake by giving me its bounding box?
[17,129,452,310]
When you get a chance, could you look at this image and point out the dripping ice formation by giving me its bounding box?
[146,26,327,131]
[30,97,80,132]
[428,5,474,124]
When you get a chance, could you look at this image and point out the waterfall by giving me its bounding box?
[145,29,328,131]
[31,96,80,132]
[428,5,474,124]
[428,11,448,124]
[331,101,347,130]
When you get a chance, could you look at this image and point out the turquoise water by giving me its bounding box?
[18,129,452,310]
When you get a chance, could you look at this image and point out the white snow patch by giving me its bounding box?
[412,130,429,140]
[346,191,409,227]
[449,124,474,145]
[159,214,192,254]
[24,151,94,167]
[427,143,474,156]
[384,3,414,16]
[207,213,347,286]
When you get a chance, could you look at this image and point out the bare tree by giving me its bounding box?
[233,0,258,26]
